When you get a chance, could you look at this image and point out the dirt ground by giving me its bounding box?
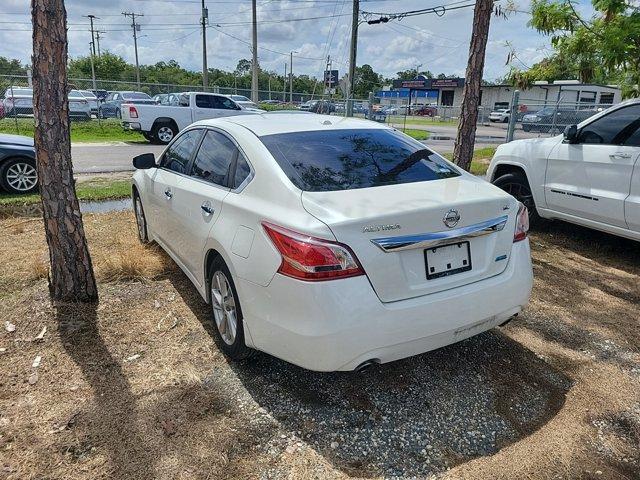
[0,212,638,480]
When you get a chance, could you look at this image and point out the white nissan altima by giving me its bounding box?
[131,113,533,371]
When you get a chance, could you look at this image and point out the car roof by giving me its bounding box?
[193,113,388,137]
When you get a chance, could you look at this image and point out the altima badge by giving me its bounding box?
[362,224,401,233]
[443,209,461,228]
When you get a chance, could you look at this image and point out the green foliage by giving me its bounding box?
[0,118,145,143]
[510,0,640,97]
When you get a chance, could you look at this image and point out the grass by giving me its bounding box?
[402,128,430,141]
[388,115,459,127]
[0,118,146,143]
[443,146,497,176]
[0,178,131,206]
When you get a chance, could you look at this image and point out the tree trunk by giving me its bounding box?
[453,0,493,171]
[32,0,98,302]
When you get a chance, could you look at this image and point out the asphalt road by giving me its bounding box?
[72,143,165,173]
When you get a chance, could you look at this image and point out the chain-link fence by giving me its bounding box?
[509,100,613,141]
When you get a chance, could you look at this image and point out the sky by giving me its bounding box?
[0,0,593,82]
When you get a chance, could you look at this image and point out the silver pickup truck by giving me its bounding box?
[121,92,262,144]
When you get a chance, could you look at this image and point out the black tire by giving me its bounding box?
[152,122,177,145]
[115,108,121,119]
[503,117,509,123]
[208,258,254,361]
[133,192,149,244]
[493,172,542,226]
[0,157,38,194]
[522,125,531,132]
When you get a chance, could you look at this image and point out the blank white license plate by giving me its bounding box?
[424,241,471,280]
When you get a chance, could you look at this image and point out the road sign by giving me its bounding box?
[324,70,339,87]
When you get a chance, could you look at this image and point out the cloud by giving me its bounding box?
[0,0,581,81]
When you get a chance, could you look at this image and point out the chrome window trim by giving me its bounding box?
[370,215,509,252]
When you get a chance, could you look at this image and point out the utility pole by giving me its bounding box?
[346,0,359,116]
[201,0,208,90]
[85,15,98,58]
[452,0,492,171]
[85,15,98,90]
[88,42,97,90]
[283,63,287,102]
[122,12,143,89]
[289,51,294,104]
[95,30,105,58]
[251,0,259,102]
[326,55,332,103]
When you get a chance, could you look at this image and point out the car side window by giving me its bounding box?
[190,130,237,186]
[211,96,238,110]
[233,153,251,188]
[578,105,640,145]
[162,129,202,174]
[195,95,212,108]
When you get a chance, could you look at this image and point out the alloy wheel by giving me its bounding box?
[5,162,37,192]
[500,181,535,213]
[157,126,174,143]
[211,271,238,345]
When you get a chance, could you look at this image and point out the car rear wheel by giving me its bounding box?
[116,108,121,119]
[152,123,177,144]
[209,258,254,361]
[493,172,542,226]
[0,157,38,194]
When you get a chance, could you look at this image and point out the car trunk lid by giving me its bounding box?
[302,176,518,302]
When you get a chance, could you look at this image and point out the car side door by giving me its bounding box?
[623,120,640,233]
[169,129,239,285]
[192,94,222,122]
[544,104,640,228]
[146,129,203,254]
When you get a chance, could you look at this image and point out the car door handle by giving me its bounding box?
[609,152,632,159]
[201,201,214,215]
[164,189,173,199]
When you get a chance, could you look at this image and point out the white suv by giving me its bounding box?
[131,114,533,371]
[488,100,640,241]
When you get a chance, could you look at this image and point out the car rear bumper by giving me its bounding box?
[238,239,533,371]
[122,122,142,131]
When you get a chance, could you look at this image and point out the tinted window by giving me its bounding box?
[190,130,236,186]
[123,92,151,100]
[579,105,640,145]
[260,129,460,192]
[195,95,212,108]
[163,129,202,174]
[233,153,251,188]
[211,96,238,110]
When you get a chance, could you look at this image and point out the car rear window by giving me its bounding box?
[259,128,460,192]
[123,92,151,100]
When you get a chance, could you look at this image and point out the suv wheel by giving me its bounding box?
[493,172,542,226]
[209,258,254,361]
[0,158,38,194]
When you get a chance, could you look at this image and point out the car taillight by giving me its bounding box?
[514,202,529,242]
[262,222,365,281]
[129,105,138,118]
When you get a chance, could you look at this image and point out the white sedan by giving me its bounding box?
[489,109,510,123]
[131,114,533,371]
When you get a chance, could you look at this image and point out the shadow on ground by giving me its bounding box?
[56,302,157,480]
[168,270,571,478]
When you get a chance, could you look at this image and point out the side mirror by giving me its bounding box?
[563,124,578,143]
[133,153,156,169]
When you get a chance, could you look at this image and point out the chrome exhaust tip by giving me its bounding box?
[354,359,379,373]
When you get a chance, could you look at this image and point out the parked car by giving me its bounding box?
[0,134,37,194]
[225,95,264,112]
[413,105,438,117]
[521,106,597,133]
[383,106,398,115]
[98,91,155,119]
[152,94,167,105]
[2,87,33,116]
[77,90,99,116]
[130,113,533,371]
[489,109,510,123]
[68,90,92,120]
[120,91,259,144]
[488,99,640,241]
[90,89,109,101]
[299,100,335,114]
[369,110,387,123]
[0,103,4,119]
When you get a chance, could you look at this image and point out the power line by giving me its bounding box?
[122,12,144,88]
